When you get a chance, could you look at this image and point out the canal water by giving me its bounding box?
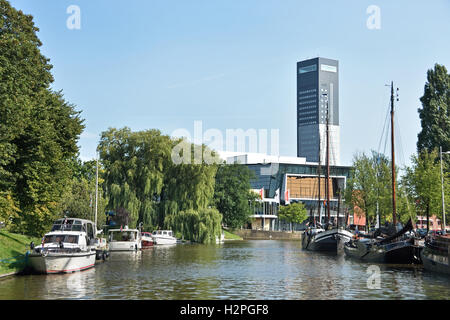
[0,240,449,300]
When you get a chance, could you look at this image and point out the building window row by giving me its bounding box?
[298,64,317,74]
[299,111,317,117]
[299,121,318,125]
[298,94,317,100]
[298,99,316,106]
[298,88,317,95]
[298,106,316,111]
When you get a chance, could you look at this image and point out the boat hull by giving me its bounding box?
[109,241,141,251]
[421,239,450,276]
[344,240,417,264]
[153,237,177,245]
[302,228,353,251]
[28,251,96,274]
[141,238,154,248]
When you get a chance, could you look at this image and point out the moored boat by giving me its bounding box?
[27,218,97,274]
[141,232,154,248]
[302,226,353,251]
[343,219,420,264]
[421,234,450,276]
[108,226,142,251]
[152,230,177,245]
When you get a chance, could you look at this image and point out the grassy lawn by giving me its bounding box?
[0,231,41,276]
[223,229,243,240]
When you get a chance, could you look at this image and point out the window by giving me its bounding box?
[43,235,79,244]
[321,64,337,73]
[298,64,317,74]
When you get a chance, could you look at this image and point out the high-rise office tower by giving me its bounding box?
[297,57,340,165]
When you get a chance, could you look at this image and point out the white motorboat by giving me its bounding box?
[27,218,97,274]
[108,226,142,251]
[152,230,177,245]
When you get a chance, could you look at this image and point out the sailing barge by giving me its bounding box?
[343,82,418,264]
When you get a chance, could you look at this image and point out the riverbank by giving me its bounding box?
[234,229,302,240]
[0,231,40,278]
[223,230,243,240]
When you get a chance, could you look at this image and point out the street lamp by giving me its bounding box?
[440,146,450,235]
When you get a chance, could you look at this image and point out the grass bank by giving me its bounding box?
[223,229,243,240]
[0,231,41,277]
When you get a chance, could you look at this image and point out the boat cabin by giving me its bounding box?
[108,229,140,242]
[50,218,96,245]
[153,230,173,237]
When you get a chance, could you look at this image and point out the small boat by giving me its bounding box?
[108,226,142,251]
[421,234,450,276]
[141,232,154,248]
[152,230,177,245]
[27,218,97,274]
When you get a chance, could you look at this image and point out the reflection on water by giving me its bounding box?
[0,240,449,300]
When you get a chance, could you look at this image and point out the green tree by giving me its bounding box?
[417,64,450,161]
[278,203,307,232]
[98,128,219,233]
[344,152,378,231]
[404,149,447,231]
[58,158,107,229]
[164,208,222,244]
[344,151,403,230]
[98,128,172,230]
[0,1,84,236]
[213,163,259,229]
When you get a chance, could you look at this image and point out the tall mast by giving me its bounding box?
[325,94,331,223]
[317,132,321,226]
[95,154,99,232]
[390,82,397,226]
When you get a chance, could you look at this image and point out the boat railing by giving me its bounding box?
[34,247,86,255]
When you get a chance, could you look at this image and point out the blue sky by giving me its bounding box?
[8,0,450,167]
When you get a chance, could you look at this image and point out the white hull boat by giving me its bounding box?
[152,230,177,245]
[27,218,97,274]
[28,250,96,274]
[108,227,142,251]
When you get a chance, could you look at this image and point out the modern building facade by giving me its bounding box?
[297,57,340,165]
[222,152,352,231]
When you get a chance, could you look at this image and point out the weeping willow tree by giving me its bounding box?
[98,129,220,242]
[164,208,222,244]
[98,128,172,229]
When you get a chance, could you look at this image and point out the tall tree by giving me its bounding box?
[404,149,447,231]
[0,1,84,236]
[417,64,450,160]
[344,151,401,230]
[98,128,172,230]
[345,152,378,231]
[213,163,259,229]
